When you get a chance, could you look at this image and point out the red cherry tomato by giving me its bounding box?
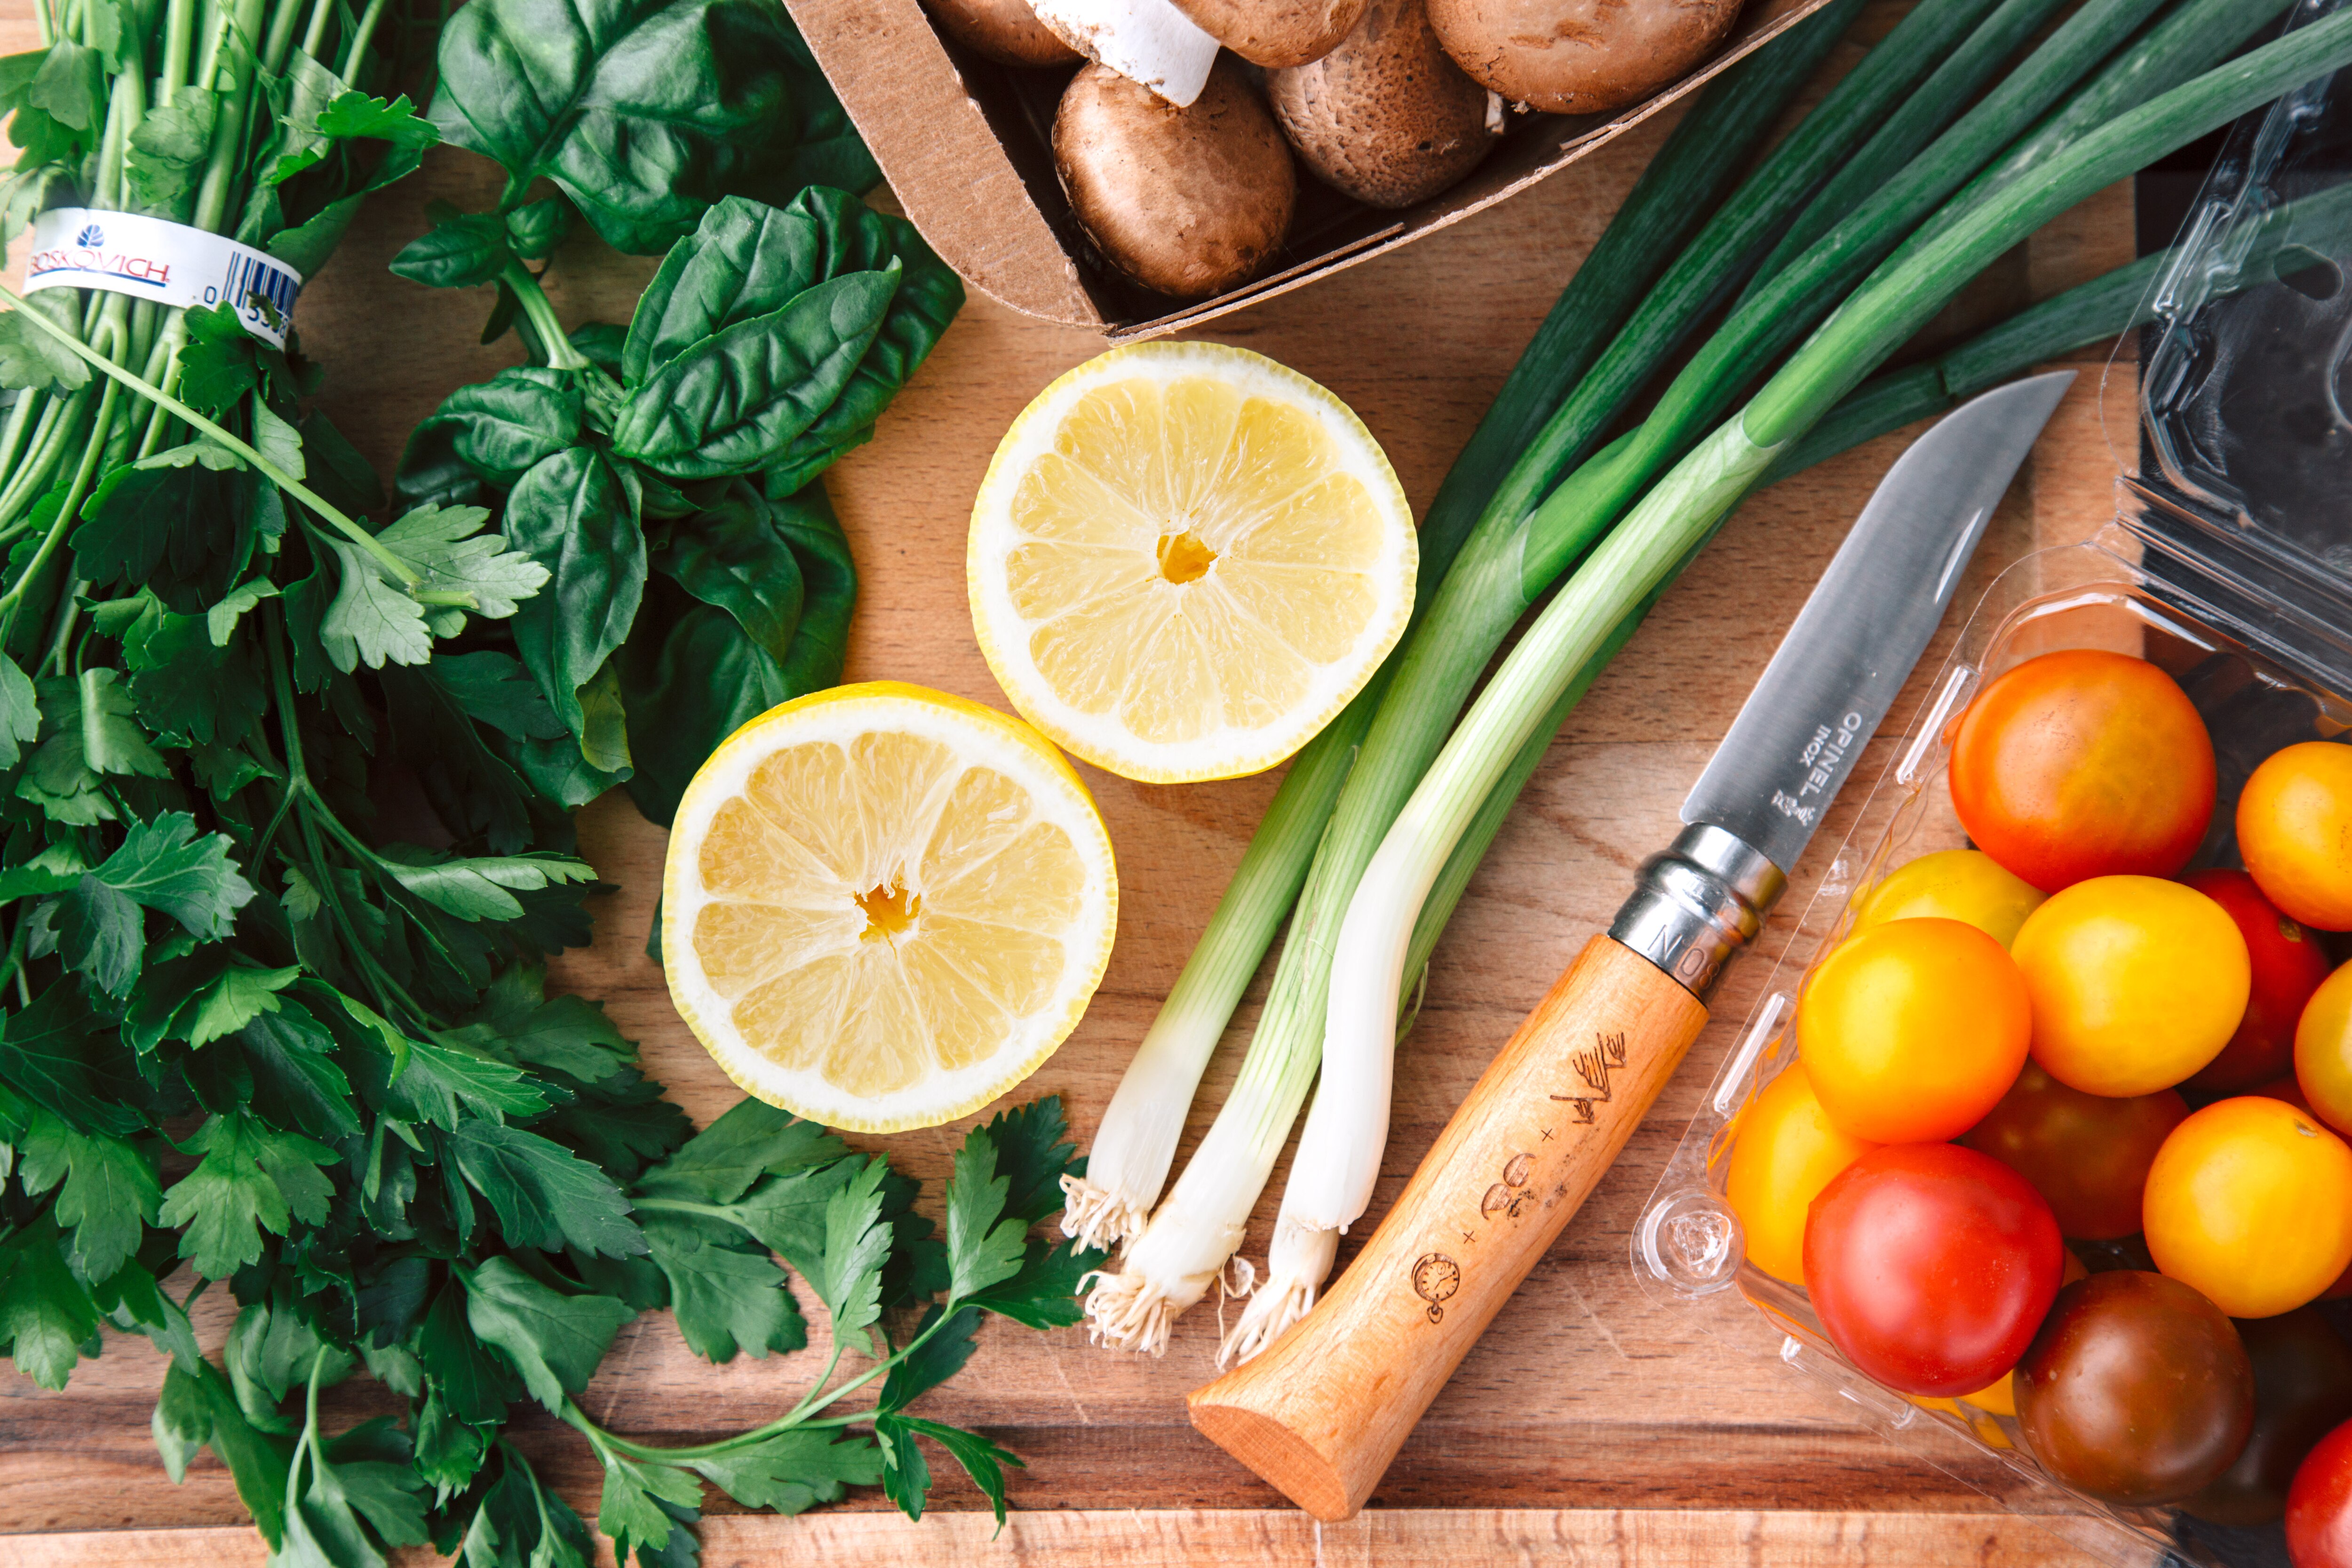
[1804,1142,2065,1397]
[1948,650,2216,893]
[2289,1417,2352,1568]
[1960,1060,2188,1239]
[2183,869,2334,1095]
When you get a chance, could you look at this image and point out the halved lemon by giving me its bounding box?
[661,682,1118,1133]
[968,342,1416,784]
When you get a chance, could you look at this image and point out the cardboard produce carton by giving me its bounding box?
[785,0,1836,340]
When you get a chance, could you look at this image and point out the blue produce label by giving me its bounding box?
[25,207,302,346]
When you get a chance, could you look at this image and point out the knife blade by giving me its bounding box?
[1686,370,2077,876]
[1188,372,2074,1523]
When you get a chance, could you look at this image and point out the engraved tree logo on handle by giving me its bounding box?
[1549,1030,1629,1124]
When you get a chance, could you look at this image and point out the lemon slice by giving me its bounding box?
[661,682,1118,1133]
[968,341,1416,783]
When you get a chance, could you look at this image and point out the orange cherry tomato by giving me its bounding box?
[2240,741,2352,931]
[1849,848,2047,948]
[2143,1096,2352,1318]
[1798,917,2030,1144]
[2181,868,2333,1095]
[1961,1060,2189,1240]
[1725,1061,1877,1286]
[2297,962,2352,1137]
[1948,649,2215,893]
[2011,876,2250,1097]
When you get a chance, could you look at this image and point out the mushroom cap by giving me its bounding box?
[1269,0,1498,208]
[1168,0,1370,66]
[1426,0,1744,116]
[1053,58,1298,299]
[926,0,1083,66]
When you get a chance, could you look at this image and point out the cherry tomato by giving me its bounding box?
[2240,741,2352,932]
[2011,876,2250,1097]
[2182,869,2335,1095]
[1948,649,2216,893]
[2299,963,2352,1138]
[2144,1097,2352,1318]
[1961,1060,2188,1240]
[1804,1142,2063,1397]
[1849,848,2047,948]
[1798,918,2030,1144]
[2183,1306,2352,1527]
[2291,1418,2352,1568]
[1725,1061,1877,1286]
[2015,1271,2254,1506]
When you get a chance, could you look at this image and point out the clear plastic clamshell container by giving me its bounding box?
[1633,17,2352,1566]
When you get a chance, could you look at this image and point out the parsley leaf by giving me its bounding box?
[877,1414,1021,1527]
[376,502,548,618]
[945,1125,1025,1302]
[381,1035,550,1128]
[380,846,595,922]
[446,1121,645,1258]
[641,1211,803,1363]
[811,1156,891,1350]
[634,1098,845,1204]
[157,1113,337,1279]
[594,1455,700,1568]
[687,1430,879,1514]
[321,539,433,670]
[0,1215,100,1388]
[93,811,257,937]
[460,1257,632,1416]
[16,1108,159,1278]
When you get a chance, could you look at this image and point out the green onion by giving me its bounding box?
[1059,0,1860,1259]
[1308,11,2352,1333]
[1185,0,2204,1356]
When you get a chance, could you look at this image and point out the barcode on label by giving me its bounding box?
[216,250,298,332]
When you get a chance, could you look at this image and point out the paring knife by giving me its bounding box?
[1186,371,2077,1522]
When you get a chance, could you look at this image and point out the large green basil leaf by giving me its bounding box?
[610,269,897,480]
[616,481,854,826]
[426,0,809,255]
[620,190,963,492]
[397,368,585,507]
[501,448,646,767]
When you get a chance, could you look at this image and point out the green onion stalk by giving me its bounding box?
[0,0,429,670]
[1057,0,1873,1259]
[1297,2,2352,1353]
[1080,0,1985,1351]
[1215,0,2295,1360]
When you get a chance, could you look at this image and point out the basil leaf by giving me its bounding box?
[426,0,811,255]
[398,366,585,497]
[610,267,898,479]
[389,207,513,289]
[502,448,647,763]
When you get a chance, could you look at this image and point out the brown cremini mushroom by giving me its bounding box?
[1053,58,1298,299]
[1426,0,1745,116]
[1168,0,1369,66]
[1269,0,1499,207]
[925,0,1084,66]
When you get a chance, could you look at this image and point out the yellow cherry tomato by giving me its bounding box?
[2296,961,2352,1137]
[2011,875,2251,1097]
[1725,1061,1877,1285]
[2239,740,2352,931]
[1850,848,2048,948]
[1798,916,2032,1143]
[2144,1096,2352,1317]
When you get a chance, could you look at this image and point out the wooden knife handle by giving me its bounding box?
[1186,933,1710,1520]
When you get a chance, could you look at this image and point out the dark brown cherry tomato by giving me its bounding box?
[1804,1142,2064,1397]
[2183,1307,2352,1526]
[2015,1271,2254,1506]
[2289,1417,2352,1568]
[2182,868,2334,1096]
[1961,1061,2189,1239]
[1948,650,2215,893]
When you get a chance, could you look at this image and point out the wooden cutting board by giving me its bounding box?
[0,3,2165,1560]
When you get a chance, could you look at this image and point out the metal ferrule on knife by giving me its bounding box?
[1608,823,1788,1001]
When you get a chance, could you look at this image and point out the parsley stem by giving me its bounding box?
[0,283,421,589]
[569,1292,976,1463]
[0,378,119,637]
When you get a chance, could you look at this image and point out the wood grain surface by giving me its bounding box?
[0,1,2161,1561]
